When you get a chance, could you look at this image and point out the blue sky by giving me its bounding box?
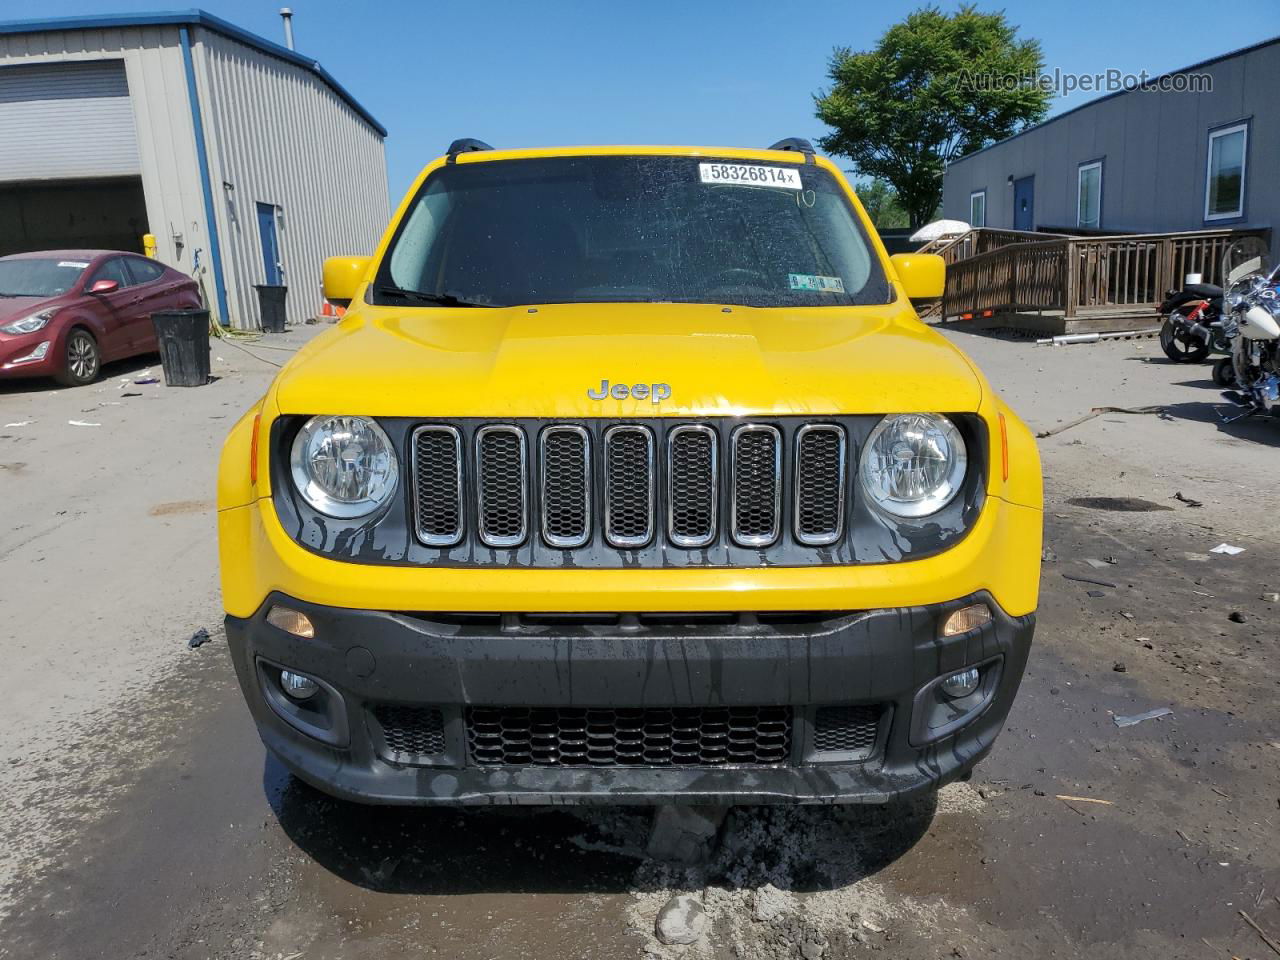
[16,0,1280,197]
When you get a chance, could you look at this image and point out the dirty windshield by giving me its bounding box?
[0,258,87,298]
[377,155,892,308]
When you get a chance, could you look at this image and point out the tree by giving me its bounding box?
[853,179,909,229]
[815,6,1051,229]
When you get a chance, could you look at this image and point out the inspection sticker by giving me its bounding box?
[58,261,90,268]
[699,163,802,190]
[789,273,846,293]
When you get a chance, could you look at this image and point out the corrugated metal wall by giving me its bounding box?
[0,60,140,180]
[0,26,218,313]
[942,40,1279,251]
[193,29,389,329]
[0,23,390,329]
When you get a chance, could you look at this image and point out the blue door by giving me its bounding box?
[1012,176,1035,231]
[256,202,282,285]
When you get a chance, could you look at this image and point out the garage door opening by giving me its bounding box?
[0,177,149,257]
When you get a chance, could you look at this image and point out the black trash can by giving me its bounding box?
[253,284,288,332]
[152,309,211,387]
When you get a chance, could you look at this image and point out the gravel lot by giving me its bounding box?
[1,323,1277,960]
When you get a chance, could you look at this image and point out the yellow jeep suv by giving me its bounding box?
[217,139,1042,805]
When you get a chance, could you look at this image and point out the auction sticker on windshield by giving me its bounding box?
[698,163,801,189]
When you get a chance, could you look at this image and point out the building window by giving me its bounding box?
[1077,161,1102,229]
[969,190,986,228]
[1205,122,1247,221]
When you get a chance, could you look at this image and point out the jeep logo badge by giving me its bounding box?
[587,379,671,404]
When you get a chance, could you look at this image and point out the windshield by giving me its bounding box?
[376,155,892,308]
[0,258,89,298]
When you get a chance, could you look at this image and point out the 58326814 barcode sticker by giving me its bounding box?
[698,163,802,190]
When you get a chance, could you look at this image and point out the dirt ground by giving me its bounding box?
[1,324,1278,960]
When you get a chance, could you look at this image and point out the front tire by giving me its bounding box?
[1212,356,1236,387]
[56,329,101,386]
[1160,314,1211,363]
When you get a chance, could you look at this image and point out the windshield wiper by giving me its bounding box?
[374,285,493,308]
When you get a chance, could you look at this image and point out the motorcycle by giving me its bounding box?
[1218,238,1280,422]
[1158,280,1230,370]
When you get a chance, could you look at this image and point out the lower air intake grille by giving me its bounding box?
[466,705,792,767]
[371,705,446,760]
[812,705,881,757]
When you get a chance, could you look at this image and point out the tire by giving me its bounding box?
[1212,356,1236,388]
[56,329,101,386]
[1160,315,1211,363]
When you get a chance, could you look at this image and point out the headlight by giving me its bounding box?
[289,415,399,518]
[0,310,54,335]
[859,413,967,518]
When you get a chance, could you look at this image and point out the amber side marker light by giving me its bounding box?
[250,413,262,485]
[942,603,992,637]
[267,605,315,639]
[998,412,1009,481]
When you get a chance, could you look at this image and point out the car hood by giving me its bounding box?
[0,295,57,325]
[272,302,985,418]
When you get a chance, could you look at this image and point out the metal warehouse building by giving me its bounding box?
[0,9,390,329]
[941,37,1278,255]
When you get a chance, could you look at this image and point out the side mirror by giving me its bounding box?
[889,253,945,300]
[322,256,372,307]
[88,279,119,294]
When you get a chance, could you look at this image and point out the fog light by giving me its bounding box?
[940,667,981,699]
[280,669,319,700]
[5,340,50,366]
[942,603,992,636]
[267,605,315,638]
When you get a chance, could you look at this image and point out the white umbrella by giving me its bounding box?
[909,219,971,244]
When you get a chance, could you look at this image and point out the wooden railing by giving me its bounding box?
[920,227,1067,265]
[941,227,1271,320]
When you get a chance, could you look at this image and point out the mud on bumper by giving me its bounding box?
[224,593,1034,805]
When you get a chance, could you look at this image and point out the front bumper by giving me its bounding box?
[226,592,1034,805]
[0,332,57,378]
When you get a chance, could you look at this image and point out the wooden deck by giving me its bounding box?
[935,226,1271,334]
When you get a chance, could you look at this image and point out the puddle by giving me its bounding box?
[1066,496,1173,512]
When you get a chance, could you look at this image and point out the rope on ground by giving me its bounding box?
[209,325,283,368]
[1035,405,1169,439]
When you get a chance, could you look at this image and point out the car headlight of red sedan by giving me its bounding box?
[0,310,55,335]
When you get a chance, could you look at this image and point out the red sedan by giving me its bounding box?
[0,250,202,386]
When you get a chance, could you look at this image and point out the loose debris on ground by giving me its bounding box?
[1035,405,1168,439]
[566,784,987,959]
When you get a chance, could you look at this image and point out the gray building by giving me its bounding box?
[0,10,390,329]
[943,37,1279,255]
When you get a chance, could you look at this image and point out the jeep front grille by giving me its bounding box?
[540,426,591,547]
[667,425,717,547]
[466,705,792,767]
[604,425,654,547]
[476,426,527,547]
[411,426,463,546]
[730,425,782,546]
[410,419,852,555]
[794,425,846,545]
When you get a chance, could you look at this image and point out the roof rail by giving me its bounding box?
[767,138,815,163]
[446,138,494,163]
